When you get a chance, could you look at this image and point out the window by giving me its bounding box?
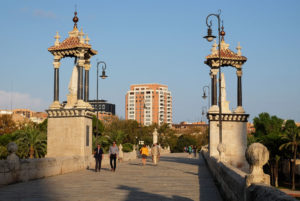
[86,126,89,146]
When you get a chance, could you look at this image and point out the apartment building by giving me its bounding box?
[125,83,172,126]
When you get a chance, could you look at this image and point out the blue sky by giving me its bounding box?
[0,0,299,123]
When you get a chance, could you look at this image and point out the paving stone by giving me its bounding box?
[0,153,223,201]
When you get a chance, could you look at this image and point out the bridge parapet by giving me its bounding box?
[201,143,297,201]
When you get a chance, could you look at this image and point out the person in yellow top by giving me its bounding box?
[140,144,149,166]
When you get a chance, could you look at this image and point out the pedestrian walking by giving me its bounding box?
[94,144,103,172]
[140,144,149,166]
[193,145,197,158]
[151,143,159,165]
[109,141,119,172]
[188,145,192,158]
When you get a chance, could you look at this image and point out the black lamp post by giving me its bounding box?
[203,10,224,154]
[202,85,210,109]
[96,61,108,137]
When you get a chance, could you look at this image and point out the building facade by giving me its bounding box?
[88,99,115,121]
[125,83,172,126]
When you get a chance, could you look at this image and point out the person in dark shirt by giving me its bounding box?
[94,144,103,172]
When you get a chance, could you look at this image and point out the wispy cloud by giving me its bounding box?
[20,7,57,20]
[33,9,57,19]
[0,90,48,112]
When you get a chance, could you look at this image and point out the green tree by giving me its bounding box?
[280,120,300,190]
[92,116,104,136]
[16,127,47,158]
[37,119,48,133]
[0,114,17,135]
[253,112,284,187]
[175,134,197,153]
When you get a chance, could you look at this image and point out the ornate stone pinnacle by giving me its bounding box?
[54,31,60,46]
[85,34,90,44]
[211,40,218,54]
[79,28,85,44]
[236,42,242,56]
[73,11,79,28]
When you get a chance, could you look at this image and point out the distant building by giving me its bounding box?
[88,99,115,121]
[0,109,47,124]
[13,109,33,119]
[30,112,48,124]
[0,110,13,115]
[172,121,208,134]
[247,122,255,134]
[125,83,172,126]
[62,99,116,122]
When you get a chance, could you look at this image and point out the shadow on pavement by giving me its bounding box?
[198,154,224,201]
[160,155,200,166]
[118,185,193,201]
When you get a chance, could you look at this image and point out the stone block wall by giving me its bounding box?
[201,148,297,201]
[0,151,137,187]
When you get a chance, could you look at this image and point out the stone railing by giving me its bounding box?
[0,142,137,186]
[201,143,297,201]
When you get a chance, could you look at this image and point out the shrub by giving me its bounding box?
[122,143,133,152]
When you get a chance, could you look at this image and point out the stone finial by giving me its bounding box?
[217,143,226,162]
[220,40,229,50]
[211,40,218,55]
[236,42,242,56]
[85,34,90,44]
[54,31,60,46]
[79,28,85,44]
[6,142,20,171]
[7,142,18,153]
[245,143,270,186]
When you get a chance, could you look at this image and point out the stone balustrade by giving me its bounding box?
[201,143,297,201]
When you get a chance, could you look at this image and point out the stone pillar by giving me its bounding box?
[54,68,59,101]
[235,68,245,113]
[76,52,89,108]
[50,56,61,109]
[77,64,84,100]
[84,60,91,102]
[237,70,242,106]
[209,68,219,112]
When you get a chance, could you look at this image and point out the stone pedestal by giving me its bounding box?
[46,108,94,158]
[208,112,249,167]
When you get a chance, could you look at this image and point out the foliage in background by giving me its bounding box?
[252,112,284,187]
[122,143,133,152]
[279,120,300,190]
[0,115,17,135]
[0,119,47,159]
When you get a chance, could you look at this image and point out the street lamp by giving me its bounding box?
[202,85,210,108]
[96,61,108,137]
[201,106,207,122]
[204,10,224,159]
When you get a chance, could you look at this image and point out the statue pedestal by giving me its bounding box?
[46,108,94,158]
[208,113,249,168]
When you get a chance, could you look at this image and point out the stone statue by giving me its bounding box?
[68,65,78,96]
[65,65,78,108]
[220,73,231,113]
[118,144,123,162]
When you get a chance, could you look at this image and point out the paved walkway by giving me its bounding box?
[0,153,222,201]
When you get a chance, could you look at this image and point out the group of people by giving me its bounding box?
[94,141,119,172]
[93,142,162,172]
[139,143,161,166]
[184,145,198,158]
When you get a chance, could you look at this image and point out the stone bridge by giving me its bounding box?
[0,153,221,201]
